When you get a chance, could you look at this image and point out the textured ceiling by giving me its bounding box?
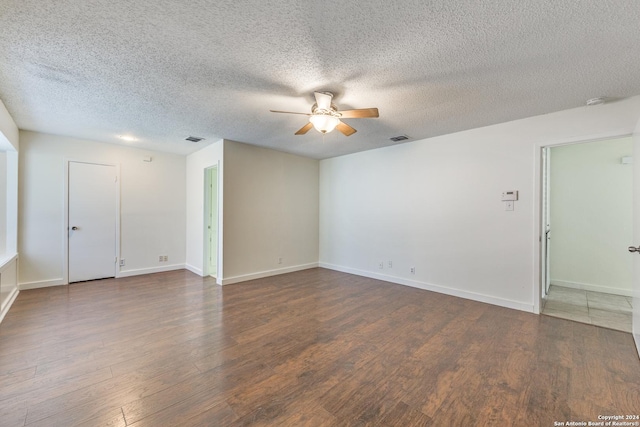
[1,1,639,158]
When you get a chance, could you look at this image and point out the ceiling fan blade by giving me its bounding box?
[295,122,314,135]
[314,92,333,110]
[336,121,357,136]
[270,110,311,116]
[338,108,379,119]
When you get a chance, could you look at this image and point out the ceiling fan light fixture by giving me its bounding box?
[309,114,340,134]
[118,134,138,142]
[270,91,378,136]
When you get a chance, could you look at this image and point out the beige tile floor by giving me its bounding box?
[542,285,633,332]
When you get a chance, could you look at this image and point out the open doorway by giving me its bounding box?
[203,165,219,278]
[541,137,633,332]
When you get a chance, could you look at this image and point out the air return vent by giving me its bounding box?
[185,136,205,142]
[389,135,409,142]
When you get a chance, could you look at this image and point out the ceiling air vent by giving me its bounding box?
[389,135,409,142]
[185,136,205,142]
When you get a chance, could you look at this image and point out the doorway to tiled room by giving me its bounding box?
[543,285,632,332]
[540,137,633,332]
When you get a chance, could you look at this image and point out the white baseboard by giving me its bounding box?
[185,264,203,276]
[118,264,185,278]
[221,263,318,286]
[550,280,632,297]
[19,278,66,290]
[319,262,535,313]
[0,287,19,324]
[19,264,188,289]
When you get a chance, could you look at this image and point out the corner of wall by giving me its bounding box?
[221,140,319,282]
[185,140,224,277]
[0,99,19,151]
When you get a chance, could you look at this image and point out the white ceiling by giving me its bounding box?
[1,1,639,159]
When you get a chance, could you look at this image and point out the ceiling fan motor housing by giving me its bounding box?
[311,103,341,117]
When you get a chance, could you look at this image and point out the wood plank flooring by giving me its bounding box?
[1,268,639,426]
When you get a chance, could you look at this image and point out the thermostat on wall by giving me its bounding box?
[501,191,518,201]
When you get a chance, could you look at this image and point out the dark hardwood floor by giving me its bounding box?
[1,268,638,426]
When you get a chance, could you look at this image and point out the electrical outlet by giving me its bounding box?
[119,259,125,267]
[278,257,283,264]
[410,267,415,274]
[163,255,168,262]
[378,261,384,269]
[505,201,514,211]
[388,261,393,268]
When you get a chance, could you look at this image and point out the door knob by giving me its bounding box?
[71,226,79,230]
[628,246,640,253]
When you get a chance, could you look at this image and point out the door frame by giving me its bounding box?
[64,159,121,284]
[203,163,221,279]
[541,146,551,297]
[533,132,631,314]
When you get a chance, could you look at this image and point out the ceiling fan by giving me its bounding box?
[270,92,379,136]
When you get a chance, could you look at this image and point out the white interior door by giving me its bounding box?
[68,162,117,283]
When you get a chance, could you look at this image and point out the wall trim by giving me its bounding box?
[185,264,203,276]
[550,280,633,297]
[221,263,319,286]
[0,255,19,323]
[319,262,535,313]
[19,278,66,290]
[0,253,18,270]
[0,287,19,323]
[20,264,186,288]
[118,264,185,278]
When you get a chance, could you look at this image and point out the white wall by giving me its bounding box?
[549,138,633,295]
[222,140,319,284]
[320,96,640,313]
[19,131,186,288]
[185,140,223,277]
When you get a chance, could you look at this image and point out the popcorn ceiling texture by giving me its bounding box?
[0,0,639,158]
